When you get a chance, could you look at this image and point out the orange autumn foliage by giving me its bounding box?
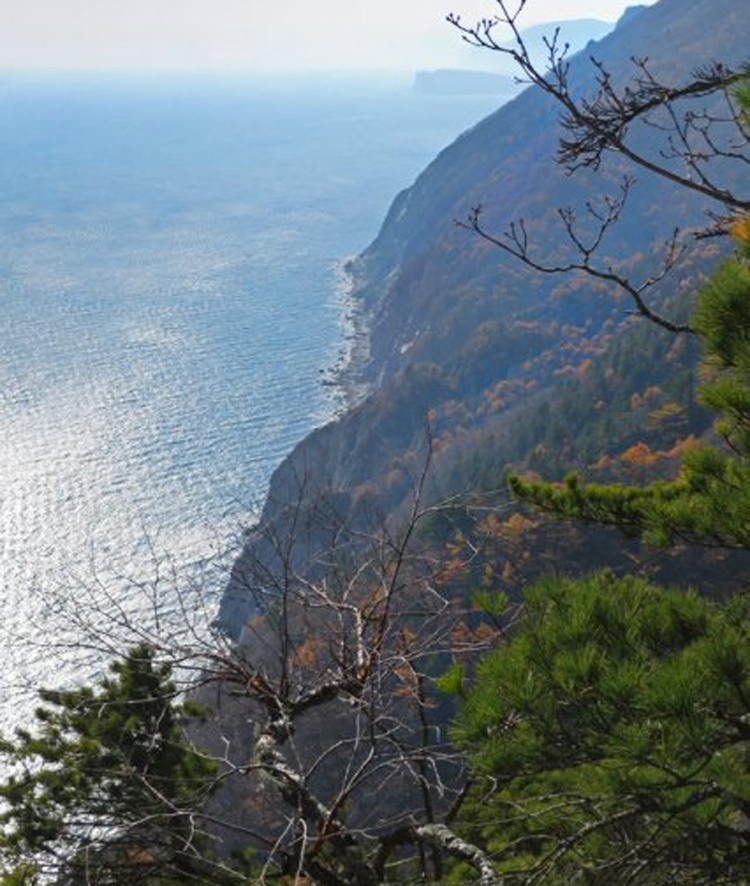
[732,215,750,243]
[620,441,660,466]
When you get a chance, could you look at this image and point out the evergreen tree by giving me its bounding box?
[1,23,745,886]
[449,572,750,885]
[0,645,230,885]
[509,81,750,550]
[446,80,750,886]
[508,222,750,547]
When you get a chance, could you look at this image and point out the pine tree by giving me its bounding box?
[0,645,229,885]
[508,62,750,555]
[445,80,750,886]
[509,218,750,549]
[450,572,750,885]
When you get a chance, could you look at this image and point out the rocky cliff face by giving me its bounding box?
[219,0,750,635]
[351,0,748,386]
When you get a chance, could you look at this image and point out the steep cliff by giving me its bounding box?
[351,0,747,385]
[220,0,750,634]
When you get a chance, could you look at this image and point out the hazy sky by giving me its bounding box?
[0,1,655,73]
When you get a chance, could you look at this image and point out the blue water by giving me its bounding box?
[0,72,506,712]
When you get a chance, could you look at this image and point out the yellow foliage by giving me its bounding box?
[477,513,504,539]
[590,453,613,472]
[644,401,686,430]
[503,513,538,535]
[732,215,750,243]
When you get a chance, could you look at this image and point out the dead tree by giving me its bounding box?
[447,0,749,333]
[2,447,513,885]
[194,449,510,884]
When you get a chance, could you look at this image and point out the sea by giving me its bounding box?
[0,71,506,723]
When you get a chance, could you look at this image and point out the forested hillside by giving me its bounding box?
[220,0,750,632]
[1,0,748,883]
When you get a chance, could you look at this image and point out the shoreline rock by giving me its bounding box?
[320,255,375,413]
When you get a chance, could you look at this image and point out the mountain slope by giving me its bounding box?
[352,0,748,384]
[219,0,749,634]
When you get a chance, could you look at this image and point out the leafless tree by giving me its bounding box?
[4,445,518,886]
[447,0,749,334]
[186,447,518,884]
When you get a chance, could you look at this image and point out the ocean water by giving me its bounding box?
[0,72,505,718]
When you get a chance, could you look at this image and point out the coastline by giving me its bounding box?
[321,256,374,414]
[217,255,377,636]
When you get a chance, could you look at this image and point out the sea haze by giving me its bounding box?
[0,71,506,716]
